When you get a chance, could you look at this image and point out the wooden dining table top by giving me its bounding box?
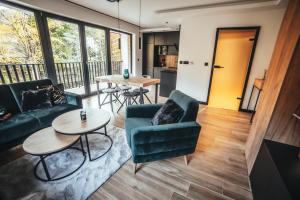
[95,75,160,87]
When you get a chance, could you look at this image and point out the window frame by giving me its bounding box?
[0,1,133,97]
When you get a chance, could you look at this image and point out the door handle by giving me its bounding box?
[237,97,242,100]
[214,65,224,69]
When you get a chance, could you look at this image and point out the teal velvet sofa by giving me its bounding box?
[125,90,201,172]
[0,79,82,151]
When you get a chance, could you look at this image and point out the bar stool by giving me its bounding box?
[118,85,132,92]
[133,88,152,104]
[134,75,152,104]
[101,87,121,112]
[117,91,140,113]
[117,85,132,101]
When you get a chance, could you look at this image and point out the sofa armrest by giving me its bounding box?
[64,92,82,108]
[126,104,163,118]
[131,121,201,147]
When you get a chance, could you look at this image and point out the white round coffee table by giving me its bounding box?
[23,127,86,181]
[52,109,111,161]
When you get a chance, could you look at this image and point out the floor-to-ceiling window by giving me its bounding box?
[0,3,46,84]
[0,2,133,97]
[110,31,132,75]
[85,26,107,93]
[47,17,84,95]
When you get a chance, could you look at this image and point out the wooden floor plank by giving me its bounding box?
[170,192,192,200]
[0,88,253,200]
[222,181,253,200]
[187,183,224,200]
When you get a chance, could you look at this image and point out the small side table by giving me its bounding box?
[247,78,264,123]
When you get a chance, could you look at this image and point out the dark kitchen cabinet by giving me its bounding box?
[142,32,180,77]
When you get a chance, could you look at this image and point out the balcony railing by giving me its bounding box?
[0,61,122,89]
[0,64,46,84]
[112,61,123,75]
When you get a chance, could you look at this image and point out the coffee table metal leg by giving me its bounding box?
[40,155,51,181]
[84,126,112,161]
[79,137,85,156]
[85,133,92,161]
[34,139,86,182]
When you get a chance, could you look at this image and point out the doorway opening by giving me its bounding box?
[208,27,260,111]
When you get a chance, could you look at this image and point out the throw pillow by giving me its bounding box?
[39,84,67,105]
[152,99,184,125]
[21,88,52,111]
[47,84,67,105]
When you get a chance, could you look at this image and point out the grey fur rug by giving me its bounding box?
[0,126,131,200]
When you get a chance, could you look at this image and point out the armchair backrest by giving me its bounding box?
[169,90,199,122]
[0,85,21,114]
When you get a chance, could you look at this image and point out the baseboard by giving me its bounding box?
[198,101,208,105]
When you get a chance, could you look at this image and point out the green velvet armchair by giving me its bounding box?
[125,90,201,173]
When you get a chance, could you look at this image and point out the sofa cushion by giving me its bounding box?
[151,99,184,125]
[9,79,53,111]
[0,113,40,145]
[25,104,78,128]
[0,85,21,114]
[125,117,152,147]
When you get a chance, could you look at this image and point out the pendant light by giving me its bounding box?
[117,0,121,49]
[138,0,142,50]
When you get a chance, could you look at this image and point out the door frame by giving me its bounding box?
[206,26,260,111]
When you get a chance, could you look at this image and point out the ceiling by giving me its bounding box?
[66,0,287,30]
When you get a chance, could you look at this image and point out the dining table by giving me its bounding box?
[95,75,160,108]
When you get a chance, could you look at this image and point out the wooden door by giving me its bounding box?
[209,29,256,110]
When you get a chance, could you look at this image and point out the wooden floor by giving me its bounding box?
[86,89,253,200]
[0,87,253,200]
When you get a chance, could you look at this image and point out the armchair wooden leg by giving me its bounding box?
[184,155,188,166]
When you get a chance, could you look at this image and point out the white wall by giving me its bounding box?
[10,0,142,75]
[177,8,286,109]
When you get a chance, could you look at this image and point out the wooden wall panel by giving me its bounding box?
[245,0,300,174]
[265,40,300,145]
